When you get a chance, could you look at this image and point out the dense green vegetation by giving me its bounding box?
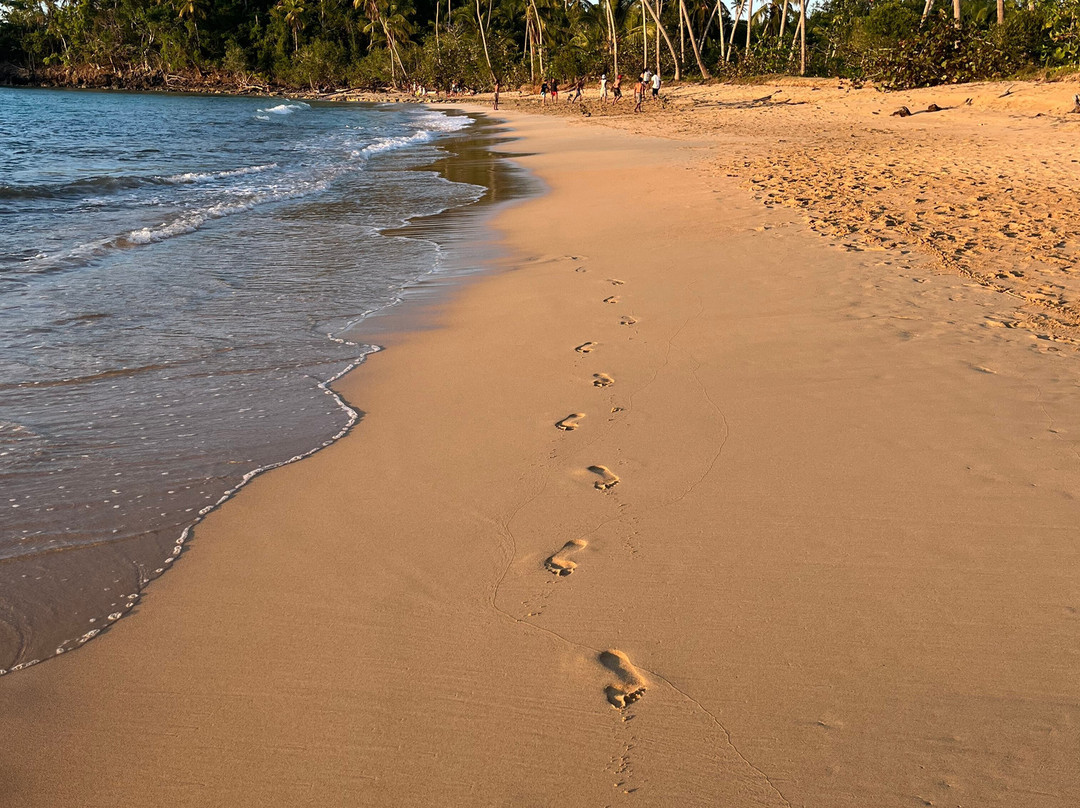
[1,0,1078,91]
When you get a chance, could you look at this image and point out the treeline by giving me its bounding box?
[0,0,1078,92]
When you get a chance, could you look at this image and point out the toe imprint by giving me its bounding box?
[599,650,647,709]
[592,373,614,387]
[556,413,585,431]
[587,465,620,490]
[545,539,588,576]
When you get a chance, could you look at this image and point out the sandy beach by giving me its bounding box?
[2,83,1080,806]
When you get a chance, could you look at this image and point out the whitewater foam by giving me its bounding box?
[349,110,471,159]
[125,179,329,245]
[14,106,473,276]
[165,164,278,184]
[257,102,310,117]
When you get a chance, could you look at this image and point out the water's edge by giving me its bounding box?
[0,107,538,677]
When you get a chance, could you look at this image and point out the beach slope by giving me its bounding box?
[1,108,1079,807]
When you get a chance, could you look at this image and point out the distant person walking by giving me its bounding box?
[493,79,500,111]
[540,79,549,104]
[572,76,584,102]
[612,74,622,102]
[651,71,660,99]
[600,73,608,102]
[550,77,559,102]
[633,78,644,113]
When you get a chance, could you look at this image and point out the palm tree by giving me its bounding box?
[678,0,709,76]
[604,0,621,76]
[277,0,307,53]
[355,0,413,82]
[176,0,207,49]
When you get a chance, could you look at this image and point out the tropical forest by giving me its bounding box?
[1,0,1078,92]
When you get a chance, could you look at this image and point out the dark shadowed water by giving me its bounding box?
[0,88,526,673]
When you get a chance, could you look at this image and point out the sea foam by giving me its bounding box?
[256,102,310,117]
[164,164,278,184]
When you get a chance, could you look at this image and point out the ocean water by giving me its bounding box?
[0,88,513,672]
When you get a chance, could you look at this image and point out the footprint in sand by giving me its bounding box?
[575,342,597,354]
[599,650,647,709]
[592,373,615,387]
[603,295,621,304]
[619,315,637,326]
[556,413,585,431]
[607,279,625,286]
[545,539,588,576]
[588,465,620,490]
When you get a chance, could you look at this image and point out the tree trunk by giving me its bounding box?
[779,0,789,39]
[727,0,745,60]
[611,0,619,75]
[952,0,960,21]
[698,0,721,59]
[530,0,545,78]
[475,0,494,81]
[799,0,806,75]
[920,0,933,23]
[656,0,661,76]
[643,0,682,79]
[746,0,752,51]
[642,0,648,73]
[679,0,685,64]
[525,18,533,82]
[679,0,711,77]
[997,0,1004,23]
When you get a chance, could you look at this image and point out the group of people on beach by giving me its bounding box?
[537,76,586,104]
[629,69,661,111]
[492,69,661,112]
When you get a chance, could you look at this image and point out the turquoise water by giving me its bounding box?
[0,88,498,671]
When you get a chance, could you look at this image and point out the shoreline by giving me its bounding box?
[2,103,1079,806]
[0,107,532,675]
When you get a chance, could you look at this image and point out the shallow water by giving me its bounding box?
[0,88,521,672]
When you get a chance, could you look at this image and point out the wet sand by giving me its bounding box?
[2,94,1079,806]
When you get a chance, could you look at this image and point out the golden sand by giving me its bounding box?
[1,85,1079,806]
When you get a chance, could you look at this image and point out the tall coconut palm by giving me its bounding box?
[355,0,413,81]
[678,0,709,76]
[277,0,307,53]
[176,0,207,49]
[604,0,622,76]
[640,0,680,78]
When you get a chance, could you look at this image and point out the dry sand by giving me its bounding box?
[2,83,1079,806]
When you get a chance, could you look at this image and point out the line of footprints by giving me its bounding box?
[548,269,648,712]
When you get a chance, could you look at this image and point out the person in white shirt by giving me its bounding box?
[600,74,608,102]
[651,71,661,99]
